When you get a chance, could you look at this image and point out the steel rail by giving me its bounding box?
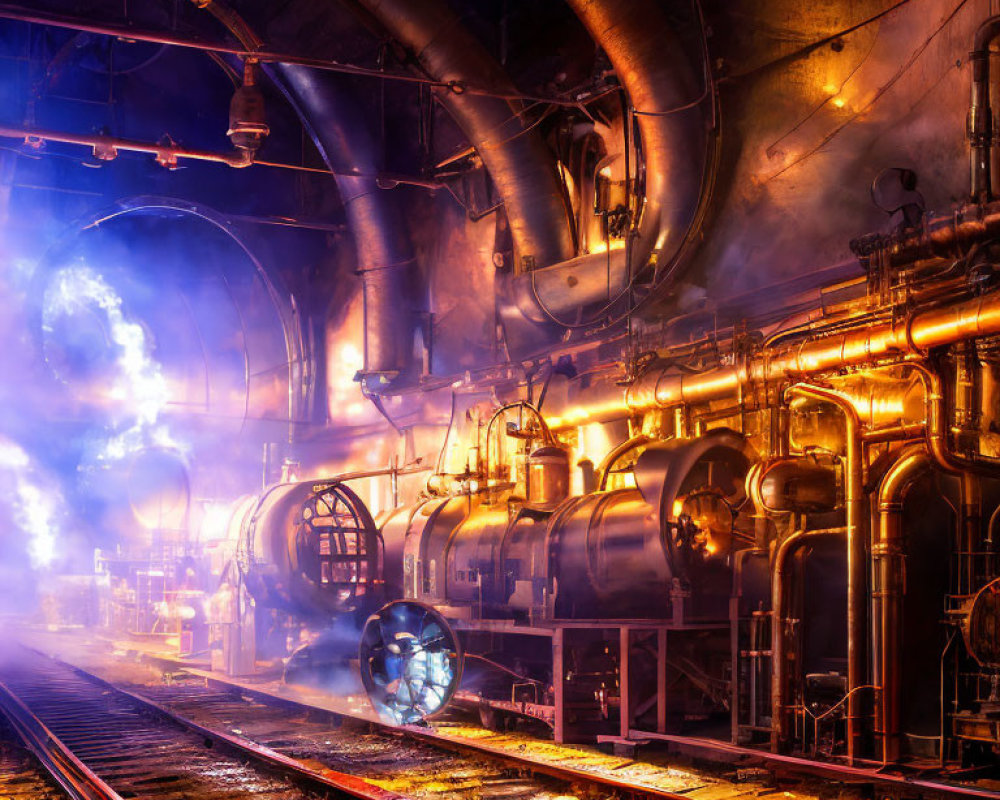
[74,651,696,800]
[176,667,713,800]
[9,647,411,800]
[38,644,1000,800]
[179,664,996,800]
[0,678,121,800]
[631,729,1000,800]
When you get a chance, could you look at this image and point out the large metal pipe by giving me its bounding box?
[907,362,1000,477]
[783,386,865,762]
[852,199,1000,269]
[544,287,1000,430]
[355,0,574,273]
[565,0,707,270]
[193,0,414,391]
[874,445,931,764]
[770,526,845,752]
[969,16,1000,200]
[269,63,414,391]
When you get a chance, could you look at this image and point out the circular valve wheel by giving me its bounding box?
[963,577,1000,668]
[359,601,462,725]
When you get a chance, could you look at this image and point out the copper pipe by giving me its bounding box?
[875,445,931,764]
[907,363,997,476]
[907,364,992,597]
[862,422,926,444]
[783,385,865,761]
[544,287,1000,430]
[745,461,771,549]
[969,16,1000,200]
[852,199,1000,270]
[770,526,846,752]
[0,124,252,168]
[595,434,651,491]
[0,123,438,189]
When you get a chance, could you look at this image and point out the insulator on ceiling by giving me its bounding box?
[227,59,269,156]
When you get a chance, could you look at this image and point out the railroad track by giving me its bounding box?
[0,646,409,800]
[5,637,994,800]
[0,715,67,799]
[0,644,703,800]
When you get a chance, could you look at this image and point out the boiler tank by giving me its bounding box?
[238,479,382,618]
[545,428,751,619]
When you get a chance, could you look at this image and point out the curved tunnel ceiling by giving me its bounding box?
[35,198,307,440]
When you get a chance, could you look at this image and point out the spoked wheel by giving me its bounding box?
[358,601,462,725]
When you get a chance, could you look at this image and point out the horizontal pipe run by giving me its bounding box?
[0,124,252,168]
[544,287,1000,429]
[0,124,440,188]
[0,3,594,106]
[853,200,1000,269]
[862,422,927,443]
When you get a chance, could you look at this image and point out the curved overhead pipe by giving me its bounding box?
[267,63,414,393]
[354,0,709,339]
[565,0,708,272]
[194,0,414,394]
[510,0,711,331]
[355,0,575,273]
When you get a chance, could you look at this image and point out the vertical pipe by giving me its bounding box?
[783,385,865,762]
[875,446,931,764]
[268,62,414,391]
[619,626,631,739]
[969,17,1000,200]
[961,473,982,596]
[193,0,415,390]
[553,626,565,743]
[770,527,845,751]
[657,627,668,734]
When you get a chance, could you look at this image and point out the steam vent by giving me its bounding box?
[5,2,1000,799]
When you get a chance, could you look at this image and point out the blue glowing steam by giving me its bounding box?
[0,438,62,569]
[42,264,181,462]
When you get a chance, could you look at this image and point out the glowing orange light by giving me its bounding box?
[588,239,626,255]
